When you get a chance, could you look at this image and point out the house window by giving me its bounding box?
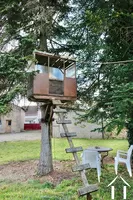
[8,120,12,126]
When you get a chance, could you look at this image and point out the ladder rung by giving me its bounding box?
[60,132,77,137]
[72,163,90,172]
[65,147,83,153]
[53,109,67,113]
[56,120,71,124]
[78,184,98,196]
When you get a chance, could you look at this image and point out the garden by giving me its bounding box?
[0,138,132,200]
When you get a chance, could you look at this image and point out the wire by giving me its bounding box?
[76,59,133,65]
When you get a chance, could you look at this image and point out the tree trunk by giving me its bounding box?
[37,20,54,175]
[39,27,48,51]
[38,105,53,175]
[126,109,133,147]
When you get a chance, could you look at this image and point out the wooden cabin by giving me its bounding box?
[28,51,77,102]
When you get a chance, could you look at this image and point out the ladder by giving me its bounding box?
[53,100,98,200]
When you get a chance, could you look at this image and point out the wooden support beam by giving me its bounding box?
[52,99,62,105]
[53,108,67,113]
[87,193,92,200]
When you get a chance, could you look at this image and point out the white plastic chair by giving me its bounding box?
[81,150,101,182]
[114,145,133,177]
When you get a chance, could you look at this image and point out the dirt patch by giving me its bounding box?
[0,160,75,185]
[0,157,114,185]
[104,156,114,165]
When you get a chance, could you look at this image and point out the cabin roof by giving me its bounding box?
[34,50,76,69]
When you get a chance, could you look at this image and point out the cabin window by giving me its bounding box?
[66,65,75,78]
[49,67,64,80]
[35,64,48,73]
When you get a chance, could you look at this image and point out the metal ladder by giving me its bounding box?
[53,100,98,199]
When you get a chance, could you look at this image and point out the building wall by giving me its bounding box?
[20,109,25,131]
[52,111,102,139]
[0,105,25,133]
[24,106,41,124]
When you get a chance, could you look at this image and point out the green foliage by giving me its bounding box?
[0,0,71,113]
[65,1,133,144]
[0,52,30,113]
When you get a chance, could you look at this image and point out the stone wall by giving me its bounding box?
[0,105,25,133]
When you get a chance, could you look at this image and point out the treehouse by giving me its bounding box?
[28,51,77,102]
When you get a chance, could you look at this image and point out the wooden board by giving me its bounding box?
[65,146,83,153]
[64,77,77,97]
[49,79,63,95]
[33,74,49,95]
[56,120,72,124]
[60,132,77,137]
[78,184,98,196]
[72,163,90,172]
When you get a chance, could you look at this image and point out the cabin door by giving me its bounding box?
[6,120,12,133]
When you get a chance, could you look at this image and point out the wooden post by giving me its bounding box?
[38,104,53,175]
[87,194,92,200]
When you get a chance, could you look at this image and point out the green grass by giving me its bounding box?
[0,179,79,200]
[0,138,129,164]
[0,138,131,199]
[0,166,133,200]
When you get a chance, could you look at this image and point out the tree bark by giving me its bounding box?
[37,19,53,175]
[38,105,53,175]
[39,26,48,51]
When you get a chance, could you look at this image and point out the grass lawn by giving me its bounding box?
[0,138,129,164]
[0,138,132,200]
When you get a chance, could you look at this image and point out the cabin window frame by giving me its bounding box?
[48,56,64,81]
[64,62,76,78]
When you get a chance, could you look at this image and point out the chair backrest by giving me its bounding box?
[127,145,133,159]
[82,150,100,168]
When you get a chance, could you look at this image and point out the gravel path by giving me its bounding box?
[0,130,41,142]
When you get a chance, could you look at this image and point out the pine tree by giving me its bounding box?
[66,0,133,145]
[0,0,70,175]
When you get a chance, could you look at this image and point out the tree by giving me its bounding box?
[0,37,35,113]
[65,0,133,145]
[0,0,71,175]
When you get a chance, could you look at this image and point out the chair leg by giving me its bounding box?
[126,162,132,177]
[97,165,101,182]
[115,158,118,175]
